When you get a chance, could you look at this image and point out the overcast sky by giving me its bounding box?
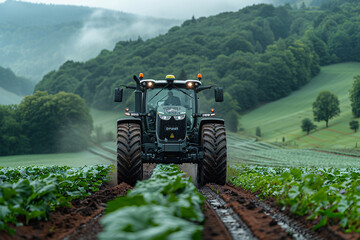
[0,0,271,19]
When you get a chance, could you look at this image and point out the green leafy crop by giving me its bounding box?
[229,165,360,232]
[99,164,204,240]
[0,165,113,235]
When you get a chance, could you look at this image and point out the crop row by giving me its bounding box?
[0,165,113,235]
[99,164,204,240]
[230,147,360,168]
[229,165,360,232]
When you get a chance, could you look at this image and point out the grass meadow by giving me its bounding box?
[240,62,360,149]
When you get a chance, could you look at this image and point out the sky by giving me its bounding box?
[0,0,270,19]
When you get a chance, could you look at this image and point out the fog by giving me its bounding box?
[5,0,273,19]
[63,10,180,61]
[56,0,273,61]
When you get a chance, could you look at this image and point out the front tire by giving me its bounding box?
[117,122,142,186]
[198,123,227,186]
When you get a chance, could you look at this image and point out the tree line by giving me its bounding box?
[0,91,93,156]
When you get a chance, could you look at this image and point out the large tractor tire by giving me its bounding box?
[197,123,227,186]
[117,122,143,186]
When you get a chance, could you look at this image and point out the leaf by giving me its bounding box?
[340,217,348,228]
[313,216,327,231]
[106,195,147,214]
[288,185,300,199]
[0,205,10,219]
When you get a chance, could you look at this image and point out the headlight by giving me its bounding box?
[159,114,171,120]
[174,114,186,120]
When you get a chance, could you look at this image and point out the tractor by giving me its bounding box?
[114,73,227,186]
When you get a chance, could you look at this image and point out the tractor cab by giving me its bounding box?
[141,75,200,131]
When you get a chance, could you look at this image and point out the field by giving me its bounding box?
[228,136,360,168]
[240,62,360,149]
[0,150,112,167]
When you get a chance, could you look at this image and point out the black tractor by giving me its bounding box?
[114,73,227,186]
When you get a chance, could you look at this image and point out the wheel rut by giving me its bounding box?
[199,186,256,240]
[201,184,323,240]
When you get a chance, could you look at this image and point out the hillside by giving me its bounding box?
[35,0,360,127]
[0,66,34,95]
[0,0,180,82]
[35,3,321,118]
[241,62,360,149]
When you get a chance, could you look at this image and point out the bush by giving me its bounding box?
[256,126,261,137]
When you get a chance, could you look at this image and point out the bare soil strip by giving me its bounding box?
[202,202,233,240]
[199,186,256,240]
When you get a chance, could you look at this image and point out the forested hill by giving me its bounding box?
[0,0,180,82]
[0,66,34,96]
[35,0,360,119]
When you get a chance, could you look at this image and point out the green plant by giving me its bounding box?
[0,165,113,235]
[229,165,360,232]
[99,164,204,240]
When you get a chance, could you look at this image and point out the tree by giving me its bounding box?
[225,110,239,133]
[0,105,29,155]
[18,91,93,153]
[349,120,359,133]
[313,91,340,127]
[349,75,360,117]
[301,118,317,135]
[256,127,261,137]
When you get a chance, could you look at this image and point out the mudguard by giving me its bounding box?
[117,118,143,132]
[198,118,225,143]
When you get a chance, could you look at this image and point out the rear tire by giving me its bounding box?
[117,122,142,186]
[198,123,227,186]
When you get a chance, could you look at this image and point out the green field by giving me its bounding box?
[0,151,111,168]
[240,62,360,149]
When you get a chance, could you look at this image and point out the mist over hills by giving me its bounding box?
[0,0,181,83]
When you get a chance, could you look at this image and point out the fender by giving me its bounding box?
[117,118,143,133]
[198,118,225,144]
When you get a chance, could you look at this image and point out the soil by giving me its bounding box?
[212,183,360,240]
[1,179,359,239]
[202,202,232,240]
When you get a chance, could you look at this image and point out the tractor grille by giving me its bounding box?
[157,116,186,141]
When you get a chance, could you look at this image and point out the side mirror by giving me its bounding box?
[214,88,224,102]
[114,88,123,102]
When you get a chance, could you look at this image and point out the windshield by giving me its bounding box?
[147,88,195,112]
[146,88,195,128]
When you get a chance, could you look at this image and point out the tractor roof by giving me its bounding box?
[140,79,202,88]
